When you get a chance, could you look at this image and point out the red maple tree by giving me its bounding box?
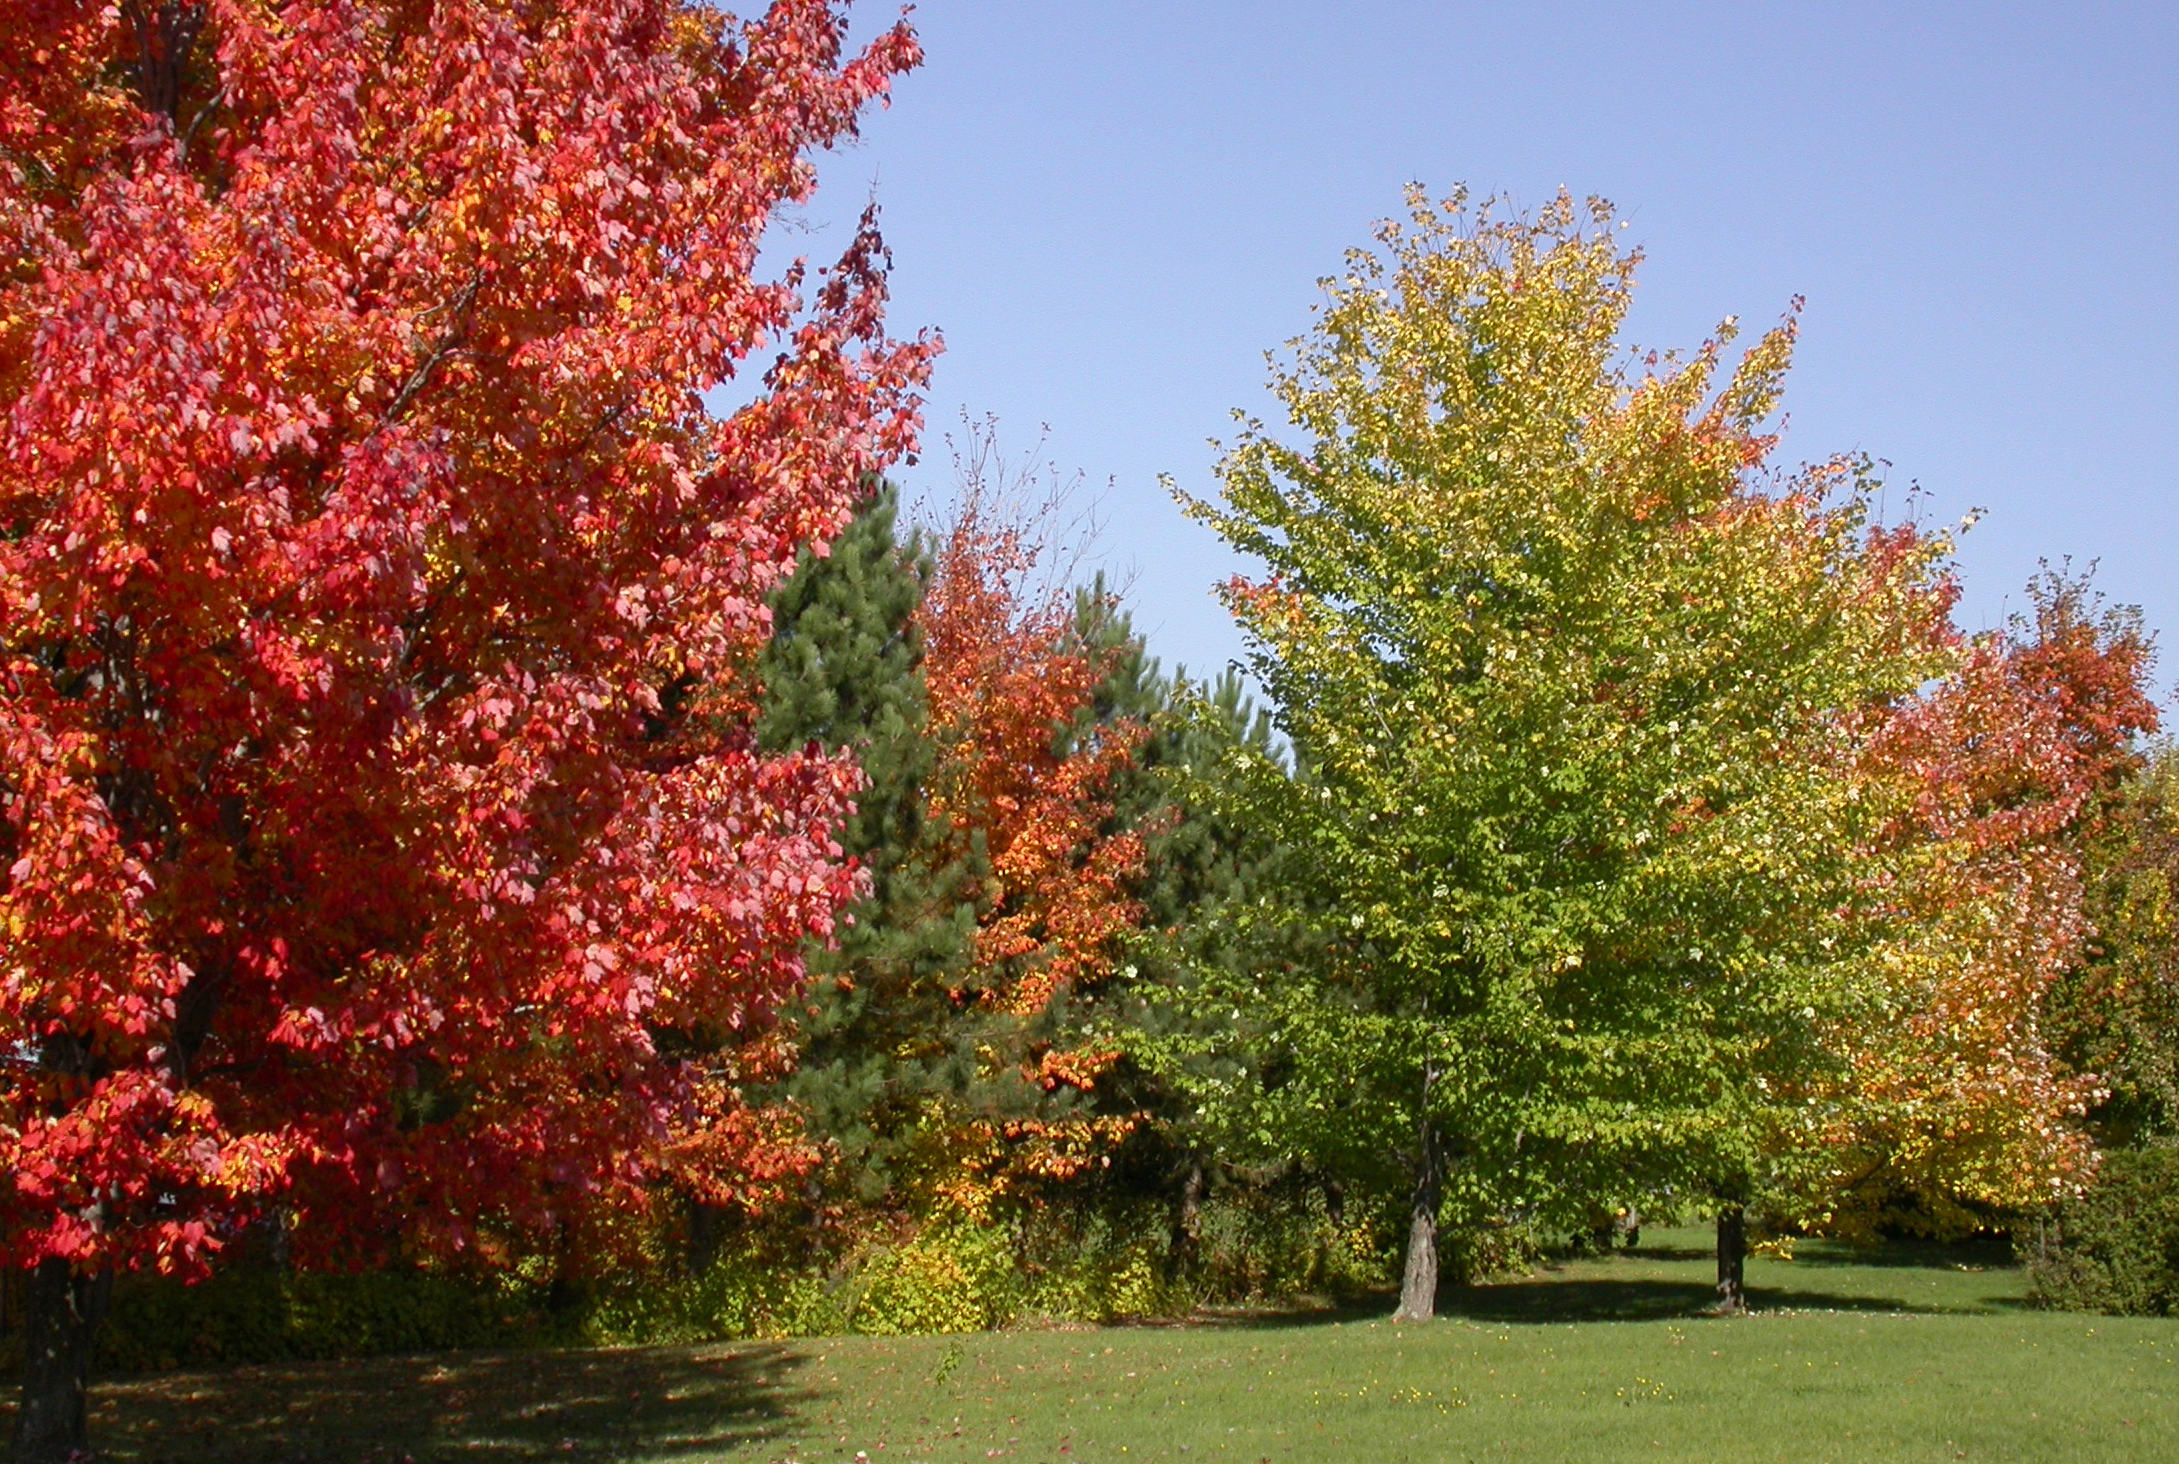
[920,506,1145,1016]
[0,1,930,1453]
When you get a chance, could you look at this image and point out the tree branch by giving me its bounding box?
[124,2,208,126]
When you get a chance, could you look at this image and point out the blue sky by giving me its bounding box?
[790,1,2177,694]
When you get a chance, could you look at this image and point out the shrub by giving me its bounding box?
[1442,1219,1547,1285]
[61,1180,1398,1366]
[581,1239,842,1345]
[1191,1186,1394,1302]
[852,1219,1023,1334]
[2028,1145,2179,1314]
[1019,1203,1186,1323]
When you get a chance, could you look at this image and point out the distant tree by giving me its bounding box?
[0,3,928,1456]
[1179,188,1959,1320]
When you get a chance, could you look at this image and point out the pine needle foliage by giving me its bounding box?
[757,483,984,1204]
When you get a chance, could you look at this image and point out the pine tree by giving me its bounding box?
[1063,588,1304,1269]
[757,483,983,1204]
[757,498,1176,1225]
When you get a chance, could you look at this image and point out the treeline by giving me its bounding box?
[29,176,2179,1377]
[685,191,2179,1330]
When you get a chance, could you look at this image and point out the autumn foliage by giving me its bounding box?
[903,478,1149,1192]
[5,9,2173,1434]
[1824,578,2160,1227]
[0,0,929,1307]
[918,489,1147,1020]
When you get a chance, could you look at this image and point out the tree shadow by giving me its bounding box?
[1436,1277,1925,1323]
[68,1342,817,1463]
[1184,1232,2029,1329]
[1176,1296,1394,1332]
[1186,1275,1932,1330]
[1622,1240,1712,1263]
[1780,1236,2017,1271]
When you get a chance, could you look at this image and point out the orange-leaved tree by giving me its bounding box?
[1818,576,2160,1232]
[906,469,1150,1206]
[0,2,929,1456]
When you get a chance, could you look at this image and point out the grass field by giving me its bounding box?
[32,1227,2178,1463]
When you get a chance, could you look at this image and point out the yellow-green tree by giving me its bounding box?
[1178,189,1959,1318]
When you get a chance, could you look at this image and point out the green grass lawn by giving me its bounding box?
[37,1228,2178,1463]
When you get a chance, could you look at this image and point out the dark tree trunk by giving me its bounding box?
[268,1207,292,1274]
[687,1197,728,1276]
[12,1259,113,1464]
[122,2,208,125]
[1392,1117,1442,1322]
[1323,1178,1346,1229]
[1165,1160,1206,1281]
[1715,1204,1748,1315]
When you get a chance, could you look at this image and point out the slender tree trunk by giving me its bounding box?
[12,1259,113,1464]
[1715,1204,1747,1315]
[1392,1114,1442,1322]
[1165,1159,1206,1281]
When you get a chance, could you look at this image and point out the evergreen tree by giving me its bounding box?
[1063,588,1306,1268]
[757,492,1165,1221]
[756,483,984,1204]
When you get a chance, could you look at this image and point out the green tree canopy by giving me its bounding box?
[1177,188,1959,1318]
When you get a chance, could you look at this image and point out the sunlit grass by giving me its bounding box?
[32,1227,2179,1462]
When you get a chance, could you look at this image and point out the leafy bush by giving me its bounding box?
[852,1219,1023,1334]
[69,1183,1394,1367]
[2028,1145,2179,1314]
[1442,1219,1548,1285]
[1191,1186,1393,1301]
[1019,1203,1186,1323]
[581,1239,841,1345]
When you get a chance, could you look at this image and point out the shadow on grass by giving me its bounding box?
[1193,1234,2028,1331]
[57,1341,816,1464]
[1781,1236,2017,1271]
[1623,1241,1712,1262]
[1198,1278,1936,1330]
[1437,1278,1934,1323]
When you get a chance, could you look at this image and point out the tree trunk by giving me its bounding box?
[1165,1159,1206,1281]
[12,1259,113,1464]
[1391,1118,1442,1323]
[1715,1204,1747,1315]
[687,1197,727,1276]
